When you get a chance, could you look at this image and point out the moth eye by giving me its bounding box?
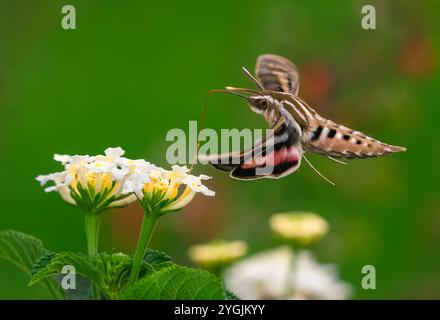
[261,101,267,106]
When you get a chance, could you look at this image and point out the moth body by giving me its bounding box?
[202,54,406,180]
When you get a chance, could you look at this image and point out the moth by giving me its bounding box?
[199,54,406,182]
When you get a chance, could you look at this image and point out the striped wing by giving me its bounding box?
[255,55,407,160]
[199,110,303,180]
[256,54,300,95]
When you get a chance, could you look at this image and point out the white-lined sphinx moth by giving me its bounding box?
[200,54,406,181]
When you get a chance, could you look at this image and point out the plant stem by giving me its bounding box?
[128,211,159,285]
[84,211,100,300]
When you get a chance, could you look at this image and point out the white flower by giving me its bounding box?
[290,251,352,300]
[37,147,137,212]
[38,148,215,214]
[122,164,215,213]
[181,174,215,196]
[104,147,125,159]
[54,154,92,165]
[224,247,352,300]
[36,171,72,205]
[224,247,294,300]
[170,164,190,176]
[122,170,151,198]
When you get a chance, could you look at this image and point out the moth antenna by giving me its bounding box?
[303,154,336,186]
[242,67,264,91]
[328,156,348,165]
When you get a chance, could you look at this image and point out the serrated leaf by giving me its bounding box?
[27,248,183,300]
[32,252,94,300]
[31,252,57,276]
[143,249,172,265]
[122,265,226,300]
[29,252,102,291]
[0,230,64,299]
[0,230,48,274]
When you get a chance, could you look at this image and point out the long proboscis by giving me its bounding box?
[192,85,337,187]
[225,86,260,95]
[190,88,253,170]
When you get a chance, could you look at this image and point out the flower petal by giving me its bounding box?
[104,147,125,158]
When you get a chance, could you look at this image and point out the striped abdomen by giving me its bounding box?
[303,118,406,159]
[260,92,406,159]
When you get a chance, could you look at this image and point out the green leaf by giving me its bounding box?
[29,252,101,289]
[134,249,174,281]
[31,253,93,300]
[225,290,240,300]
[122,265,226,300]
[94,252,132,299]
[31,252,57,276]
[0,230,64,299]
[55,275,93,300]
[0,230,48,274]
[29,250,175,300]
[93,251,173,299]
[143,249,172,265]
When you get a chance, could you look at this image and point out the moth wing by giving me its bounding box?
[200,109,303,180]
[230,124,303,180]
[256,54,300,95]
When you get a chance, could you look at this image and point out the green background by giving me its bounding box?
[0,0,439,299]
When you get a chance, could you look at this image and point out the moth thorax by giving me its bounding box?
[264,102,283,128]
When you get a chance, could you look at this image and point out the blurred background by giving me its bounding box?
[0,0,439,299]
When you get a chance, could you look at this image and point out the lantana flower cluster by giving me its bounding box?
[36,147,215,214]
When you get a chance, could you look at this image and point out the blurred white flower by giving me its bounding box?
[224,247,352,300]
[224,247,293,300]
[290,251,352,300]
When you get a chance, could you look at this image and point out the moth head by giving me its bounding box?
[222,86,271,115]
[246,95,272,114]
